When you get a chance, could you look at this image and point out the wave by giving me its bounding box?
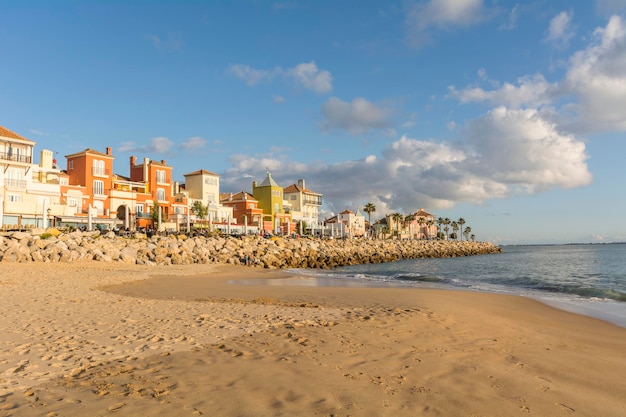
[393,273,443,283]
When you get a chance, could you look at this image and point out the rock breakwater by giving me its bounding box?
[0,229,502,268]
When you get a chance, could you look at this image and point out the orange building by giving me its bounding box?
[63,147,116,225]
[129,156,180,229]
[220,191,264,228]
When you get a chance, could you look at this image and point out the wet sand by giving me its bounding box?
[1,262,625,416]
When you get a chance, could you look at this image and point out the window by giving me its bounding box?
[68,198,79,207]
[69,160,74,170]
[136,205,144,214]
[157,188,166,201]
[8,194,21,202]
[93,159,106,176]
[93,180,104,195]
[156,170,166,183]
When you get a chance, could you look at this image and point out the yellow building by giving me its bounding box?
[252,170,293,234]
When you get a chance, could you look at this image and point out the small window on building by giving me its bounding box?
[157,188,166,201]
[69,160,74,170]
[136,205,144,214]
[8,194,22,202]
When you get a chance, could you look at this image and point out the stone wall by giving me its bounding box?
[0,229,502,268]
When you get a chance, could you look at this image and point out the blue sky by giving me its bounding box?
[2,0,626,244]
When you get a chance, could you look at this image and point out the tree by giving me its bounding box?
[392,212,404,239]
[464,227,472,241]
[363,203,376,237]
[417,217,425,239]
[191,201,208,227]
[404,214,415,239]
[444,218,451,240]
[426,219,434,239]
[451,221,459,241]
[436,217,445,239]
[458,218,466,241]
[150,202,160,225]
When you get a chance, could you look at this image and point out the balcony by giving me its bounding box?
[0,151,32,164]
[304,196,322,206]
[92,167,110,177]
[4,178,27,189]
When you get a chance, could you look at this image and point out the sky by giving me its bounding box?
[2,0,626,245]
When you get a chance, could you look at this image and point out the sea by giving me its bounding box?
[286,243,626,328]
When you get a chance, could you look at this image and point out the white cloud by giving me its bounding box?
[465,107,592,192]
[229,61,333,94]
[450,16,626,134]
[273,95,286,103]
[287,62,333,94]
[145,32,183,52]
[562,15,626,132]
[405,0,488,47]
[320,97,393,135]
[228,64,275,86]
[117,137,175,154]
[545,11,575,48]
[221,115,591,216]
[499,4,519,30]
[180,136,206,150]
[449,74,555,108]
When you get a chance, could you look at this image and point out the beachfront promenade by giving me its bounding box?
[0,229,501,267]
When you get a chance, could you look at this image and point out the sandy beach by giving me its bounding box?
[1,262,625,417]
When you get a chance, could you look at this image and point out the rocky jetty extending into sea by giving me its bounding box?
[0,229,502,268]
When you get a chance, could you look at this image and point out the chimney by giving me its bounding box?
[161,159,166,165]
[143,158,149,183]
[106,147,112,155]
[130,155,137,166]
[297,178,305,189]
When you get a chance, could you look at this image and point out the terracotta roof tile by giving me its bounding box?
[0,126,35,144]
[184,169,220,177]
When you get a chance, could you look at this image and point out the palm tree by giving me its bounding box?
[392,212,404,239]
[417,217,425,240]
[363,203,376,237]
[458,218,466,241]
[444,224,450,240]
[404,214,415,239]
[444,218,451,240]
[451,221,459,241]
[470,233,476,242]
[426,219,434,239]
[464,227,472,241]
[436,217,445,239]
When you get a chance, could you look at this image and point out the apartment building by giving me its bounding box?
[283,178,322,231]
[220,191,264,228]
[1,127,63,229]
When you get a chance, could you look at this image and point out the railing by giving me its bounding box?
[304,196,322,205]
[92,167,110,176]
[0,152,32,163]
[4,178,27,188]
